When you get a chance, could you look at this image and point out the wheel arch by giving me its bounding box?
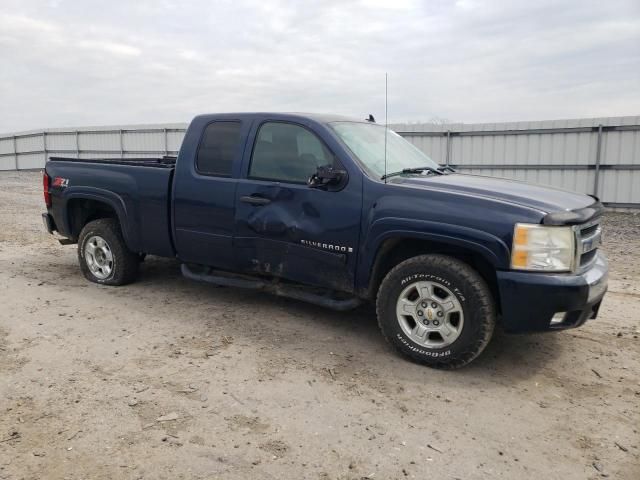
[62,191,138,251]
[364,234,503,312]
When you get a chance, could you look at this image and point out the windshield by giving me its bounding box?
[330,121,439,179]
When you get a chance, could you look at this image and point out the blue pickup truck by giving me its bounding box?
[41,113,608,368]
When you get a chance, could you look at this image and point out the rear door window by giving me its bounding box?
[196,121,242,176]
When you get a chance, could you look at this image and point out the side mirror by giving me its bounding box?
[308,165,347,189]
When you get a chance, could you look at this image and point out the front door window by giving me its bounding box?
[249,122,335,184]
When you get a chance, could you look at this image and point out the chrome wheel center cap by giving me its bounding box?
[425,307,436,321]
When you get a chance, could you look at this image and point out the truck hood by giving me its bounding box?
[392,173,596,215]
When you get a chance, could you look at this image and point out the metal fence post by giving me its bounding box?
[163,128,168,156]
[43,132,47,165]
[593,124,603,197]
[119,130,124,158]
[13,136,18,170]
[445,130,452,166]
[75,131,80,159]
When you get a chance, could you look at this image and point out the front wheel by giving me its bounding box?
[78,218,139,286]
[376,254,496,369]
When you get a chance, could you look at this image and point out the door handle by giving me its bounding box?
[240,195,271,206]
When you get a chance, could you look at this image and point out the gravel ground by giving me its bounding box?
[0,171,638,480]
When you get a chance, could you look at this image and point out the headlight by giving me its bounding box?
[511,223,575,272]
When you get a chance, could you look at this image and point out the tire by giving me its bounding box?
[376,254,495,369]
[78,218,139,286]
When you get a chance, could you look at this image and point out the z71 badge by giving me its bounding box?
[52,177,69,188]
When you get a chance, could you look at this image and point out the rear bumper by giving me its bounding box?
[42,212,56,234]
[497,252,608,333]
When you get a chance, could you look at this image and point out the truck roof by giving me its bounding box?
[192,112,371,125]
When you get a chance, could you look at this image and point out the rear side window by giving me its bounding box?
[249,122,335,183]
[196,121,242,176]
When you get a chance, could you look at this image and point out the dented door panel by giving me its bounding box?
[234,180,362,292]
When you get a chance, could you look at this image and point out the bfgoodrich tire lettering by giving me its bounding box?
[376,254,496,369]
[78,218,139,286]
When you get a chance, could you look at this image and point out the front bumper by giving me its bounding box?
[497,251,608,333]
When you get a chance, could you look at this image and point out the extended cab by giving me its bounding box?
[41,113,608,368]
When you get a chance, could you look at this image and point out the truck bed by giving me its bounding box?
[45,157,176,257]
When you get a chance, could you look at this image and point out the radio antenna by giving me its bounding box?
[384,72,388,184]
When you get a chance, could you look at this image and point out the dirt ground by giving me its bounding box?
[0,170,638,480]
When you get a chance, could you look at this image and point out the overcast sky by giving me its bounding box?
[1,0,639,132]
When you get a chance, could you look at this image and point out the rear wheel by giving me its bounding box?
[78,218,139,286]
[376,254,495,369]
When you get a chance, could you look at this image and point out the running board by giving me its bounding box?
[181,264,362,311]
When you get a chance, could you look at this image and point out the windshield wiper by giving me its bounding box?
[437,165,456,173]
[381,166,444,181]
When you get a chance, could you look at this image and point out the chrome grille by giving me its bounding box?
[574,219,602,271]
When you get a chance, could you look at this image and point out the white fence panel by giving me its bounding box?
[0,137,14,154]
[122,130,165,153]
[17,153,44,170]
[46,132,76,151]
[1,117,638,207]
[167,130,185,152]
[393,116,640,207]
[79,132,121,152]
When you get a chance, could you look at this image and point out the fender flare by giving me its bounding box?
[358,217,511,294]
[61,187,139,251]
